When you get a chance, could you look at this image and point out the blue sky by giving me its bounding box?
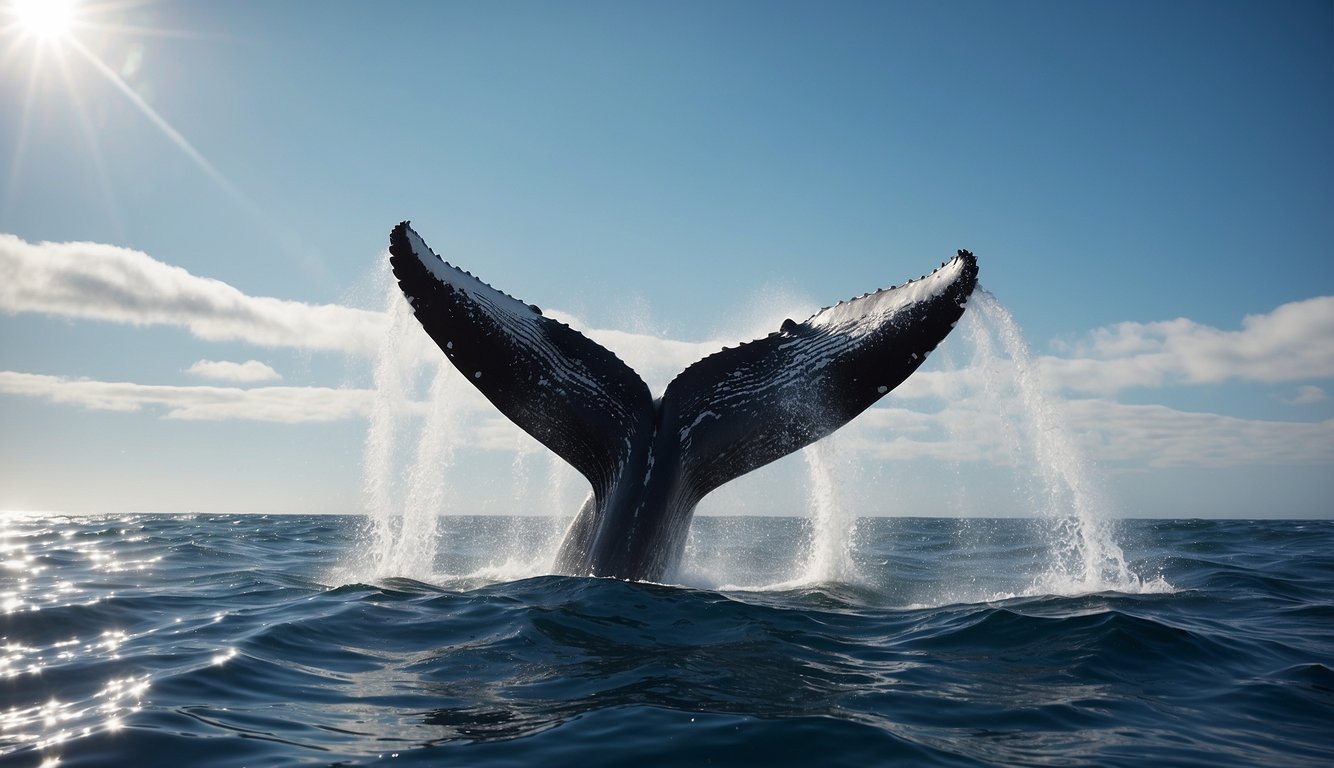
[1,0,1331,518]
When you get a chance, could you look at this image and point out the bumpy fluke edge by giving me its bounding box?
[660,247,977,502]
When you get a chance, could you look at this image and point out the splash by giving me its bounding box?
[344,256,1167,597]
[345,263,566,586]
[798,437,861,584]
[965,290,1171,597]
[356,276,449,582]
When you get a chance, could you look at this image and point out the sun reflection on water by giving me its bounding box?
[2,673,151,752]
[0,515,174,761]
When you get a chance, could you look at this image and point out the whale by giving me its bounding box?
[388,221,978,582]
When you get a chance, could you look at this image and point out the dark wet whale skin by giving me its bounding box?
[389,222,977,581]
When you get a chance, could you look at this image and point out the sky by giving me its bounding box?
[1,0,1331,519]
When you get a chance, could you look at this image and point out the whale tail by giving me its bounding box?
[654,247,977,504]
[389,223,654,512]
[389,221,977,579]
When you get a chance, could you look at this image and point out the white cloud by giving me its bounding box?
[1063,399,1334,469]
[186,359,282,383]
[1041,296,1334,394]
[0,234,757,391]
[0,234,388,355]
[842,394,1334,471]
[0,371,371,423]
[1286,385,1327,405]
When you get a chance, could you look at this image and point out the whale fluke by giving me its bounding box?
[389,221,977,581]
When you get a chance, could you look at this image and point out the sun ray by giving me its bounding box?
[2,0,332,285]
[53,33,125,237]
[67,35,258,215]
[1,39,44,215]
[4,0,259,215]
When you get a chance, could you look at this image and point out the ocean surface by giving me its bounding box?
[2,514,1332,767]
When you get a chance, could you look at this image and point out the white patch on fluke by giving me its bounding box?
[807,254,966,333]
[679,410,722,442]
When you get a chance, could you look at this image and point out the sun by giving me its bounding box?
[10,0,78,42]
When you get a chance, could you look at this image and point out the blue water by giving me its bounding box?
[2,515,1331,766]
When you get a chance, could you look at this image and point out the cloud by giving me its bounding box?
[0,234,755,390]
[1063,400,1334,469]
[5,360,1331,471]
[0,371,371,423]
[841,395,1334,471]
[0,234,387,355]
[1285,385,1327,405]
[186,359,282,383]
[1041,296,1334,394]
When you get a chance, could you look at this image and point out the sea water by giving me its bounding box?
[2,514,1332,766]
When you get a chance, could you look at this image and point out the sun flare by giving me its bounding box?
[11,0,77,41]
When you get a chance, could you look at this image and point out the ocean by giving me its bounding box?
[2,513,1331,767]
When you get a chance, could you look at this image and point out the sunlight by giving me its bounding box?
[2,0,272,236]
[66,35,254,211]
[10,0,78,42]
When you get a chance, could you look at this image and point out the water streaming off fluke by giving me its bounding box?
[352,268,1165,597]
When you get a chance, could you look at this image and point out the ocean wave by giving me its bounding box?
[2,515,1331,767]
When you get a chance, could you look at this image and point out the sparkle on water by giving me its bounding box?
[1,515,164,752]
